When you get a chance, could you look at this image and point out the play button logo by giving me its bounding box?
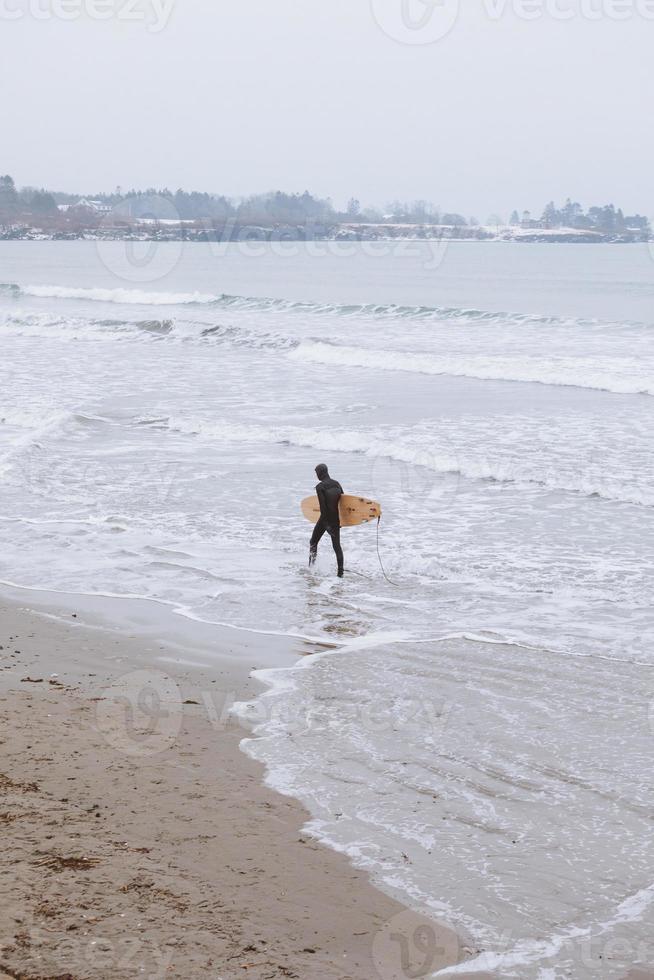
[370,0,461,44]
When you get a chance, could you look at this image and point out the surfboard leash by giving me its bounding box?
[375,516,402,587]
[344,518,401,587]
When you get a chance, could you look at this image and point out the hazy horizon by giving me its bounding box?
[2,1,654,219]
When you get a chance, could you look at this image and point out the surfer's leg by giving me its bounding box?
[309,519,326,565]
[329,526,344,577]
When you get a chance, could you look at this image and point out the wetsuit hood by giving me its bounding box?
[315,463,329,480]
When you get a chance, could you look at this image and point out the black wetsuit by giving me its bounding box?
[310,477,344,573]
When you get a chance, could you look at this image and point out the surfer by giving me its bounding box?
[309,463,344,577]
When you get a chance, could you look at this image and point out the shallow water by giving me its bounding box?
[1,241,653,977]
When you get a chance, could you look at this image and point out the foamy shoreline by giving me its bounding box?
[0,585,472,980]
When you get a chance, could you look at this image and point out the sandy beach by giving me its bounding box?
[0,591,470,980]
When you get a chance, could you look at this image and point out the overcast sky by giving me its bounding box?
[2,0,652,219]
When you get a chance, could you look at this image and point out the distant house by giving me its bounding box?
[58,198,112,215]
[77,198,113,214]
[520,211,541,229]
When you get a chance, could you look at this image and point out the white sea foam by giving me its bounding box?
[434,881,654,976]
[236,634,654,979]
[0,409,77,477]
[165,416,654,506]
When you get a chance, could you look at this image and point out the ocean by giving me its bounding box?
[1,239,653,978]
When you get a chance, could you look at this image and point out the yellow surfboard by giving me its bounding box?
[301,494,382,528]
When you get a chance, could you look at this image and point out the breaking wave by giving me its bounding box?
[0,312,175,340]
[2,282,649,331]
[18,284,218,305]
[291,342,654,396]
[0,311,295,350]
[199,323,296,350]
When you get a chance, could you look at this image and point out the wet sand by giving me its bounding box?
[0,592,471,980]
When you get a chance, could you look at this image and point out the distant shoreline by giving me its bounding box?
[1,224,650,245]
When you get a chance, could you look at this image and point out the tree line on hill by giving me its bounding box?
[0,173,650,237]
[0,174,466,226]
[509,199,650,234]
